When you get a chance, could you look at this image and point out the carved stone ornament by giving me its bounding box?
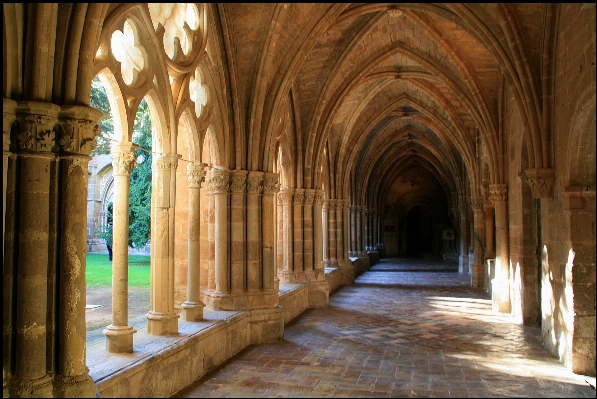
[293,191,305,205]
[262,174,280,195]
[277,190,294,205]
[58,106,103,156]
[525,168,555,198]
[489,184,508,203]
[470,196,484,210]
[210,171,230,193]
[187,163,206,188]
[246,176,263,194]
[304,192,315,205]
[111,146,138,175]
[229,173,247,193]
[313,190,324,205]
[156,155,180,170]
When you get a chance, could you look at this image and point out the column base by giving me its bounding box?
[53,372,95,398]
[147,311,179,335]
[207,290,279,311]
[471,263,484,287]
[181,301,206,322]
[308,280,330,308]
[9,375,53,398]
[103,325,137,353]
[491,278,512,313]
[306,268,326,282]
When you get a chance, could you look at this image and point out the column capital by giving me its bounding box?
[208,168,230,194]
[14,101,61,154]
[277,188,294,204]
[524,168,555,198]
[3,98,17,153]
[187,162,207,188]
[229,170,248,193]
[111,142,139,176]
[57,105,103,156]
[489,184,508,202]
[470,195,484,210]
[262,172,280,195]
[304,189,315,205]
[155,154,180,170]
[246,171,264,194]
[293,188,305,205]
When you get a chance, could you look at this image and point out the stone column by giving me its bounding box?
[293,188,305,280]
[104,142,138,352]
[356,206,363,256]
[3,99,16,264]
[303,189,315,278]
[372,210,378,252]
[54,105,102,396]
[147,154,180,335]
[277,188,294,281]
[349,205,356,256]
[229,170,248,296]
[10,102,60,396]
[327,199,338,266]
[364,209,370,251]
[484,201,495,259]
[246,172,264,293]
[489,184,511,313]
[262,173,280,292]
[335,199,345,266]
[204,172,216,298]
[322,199,329,265]
[470,196,485,287]
[342,200,350,264]
[182,162,207,321]
[458,204,469,273]
[312,190,325,279]
[209,168,231,308]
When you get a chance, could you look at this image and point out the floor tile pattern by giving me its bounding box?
[175,256,596,398]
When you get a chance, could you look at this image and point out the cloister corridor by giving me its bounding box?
[175,256,596,398]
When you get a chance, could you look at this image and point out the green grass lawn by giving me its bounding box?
[86,253,150,287]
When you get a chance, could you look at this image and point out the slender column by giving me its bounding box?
[470,196,485,288]
[342,200,350,265]
[335,199,345,266]
[327,199,337,266]
[490,184,511,313]
[11,102,60,396]
[204,173,216,296]
[277,189,294,279]
[104,142,138,352]
[293,189,305,279]
[3,99,16,265]
[349,206,356,256]
[262,173,280,292]
[246,172,264,293]
[322,200,329,265]
[303,189,315,278]
[210,168,230,302]
[229,170,248,295]
[182,162,207,321]
[484,201,495,259]
[312,190,325,279]
[364,209,370,251]
[54,105,102,396]
[355,206,362,255]
[147,154,180,335]
[458,203,469,273]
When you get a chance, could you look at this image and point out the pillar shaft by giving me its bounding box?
[327,200,337,266]
[229,170,248,294]
[356,206,363,255]
[342,200,350,263]
[212,169,230,295]
[303,189,315,276]
[458,204,469,273]
[262,173,280,292]
[490,184,511,313]
[293,189,305,276]
[246,172,264,292]
[484,202,495,258]
[335,199,344,265]
[322,200,329,264]
[313,191,325,278]
[471,196,485,287]
[182,162,206,321]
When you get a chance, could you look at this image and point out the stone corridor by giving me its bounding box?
[175,256,596,398]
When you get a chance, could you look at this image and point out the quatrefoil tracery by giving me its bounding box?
[189,68,208,119]
[148,3,201,61]
[111,19,147,86]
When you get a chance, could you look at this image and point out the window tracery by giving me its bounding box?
[110,19,147,86]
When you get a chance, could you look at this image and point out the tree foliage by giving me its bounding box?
[90,76,153,250]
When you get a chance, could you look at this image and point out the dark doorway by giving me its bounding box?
[407,205,433,256]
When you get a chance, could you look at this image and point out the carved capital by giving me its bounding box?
[111,143,138,176]
[293,189,305,205]
[209,169,230,193]
[525,168,555,198]
[58,105,103,156]
[470,196,484,210]
[246,171,264,194]
[489,184,508,202]
[313,190,325,205]
[262,172,280,195]
[155,154,180,170]
[229,170,248,193]
[277,189,294,205]
[327,199,337,211]
[15,102,61,153]
[303,189,315,205]
[187,162,207,188]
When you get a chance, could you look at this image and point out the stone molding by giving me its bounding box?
[303,189,315,205]
[293,189,305,205]
[111,143,138,176]
[209,169,230,194]
[246,171,264,194]
[483,201,495,219]
[229,170,248,193]
[489,184,508,202]
[262,173,280,195]
[3,98,17,153]
[524,168,555,198]
[187,162,207,188]
[563,185,594,211]
[58,105,103,156]
[155,154,180,170]
[277,188,294,205]
[14,102,61,154]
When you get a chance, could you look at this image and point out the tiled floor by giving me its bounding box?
[175,256,596,398]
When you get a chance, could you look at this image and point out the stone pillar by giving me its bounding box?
[342,200,350,264]
[104,142,138,352]
[277,188,294,280]
[246,171,264,293]
[470,196,485,288]
[10,102,60,396]
[293,188,305,280]
[312,190,325,279]
[356,206,363,256]
[204,172,216,298]
[54,105,102,396]
[262,173,280,292]
[3,99,16,265]
[458,204,469,273]
[182,162,207,321]
[147,155,180,335]
[349,205,356,256]
[489,184,511,313]
[209,168,231,308]
[484,201,495,259]
[335,199,345,266]
[303,189,315,278]
[322,199,329,265]
[229,170,248,296]
[372,210,378,252]
[327,199,337,266]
